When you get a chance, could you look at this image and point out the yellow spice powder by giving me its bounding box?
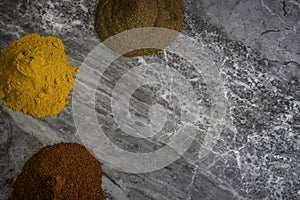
[0,33,79,118]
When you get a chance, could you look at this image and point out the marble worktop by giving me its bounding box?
[0,0,299,199]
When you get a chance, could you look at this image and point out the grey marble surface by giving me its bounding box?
[0,0,300,200]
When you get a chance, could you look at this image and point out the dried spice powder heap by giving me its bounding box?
[95,0,184,57]
[9,143,104,200]
[0,33,79,118]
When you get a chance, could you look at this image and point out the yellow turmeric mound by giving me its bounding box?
[0,33,79,118]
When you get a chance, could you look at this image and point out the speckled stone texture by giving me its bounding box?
[191,0,300,64]
[0,0,300,200]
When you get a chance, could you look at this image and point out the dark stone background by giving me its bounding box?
[0,0,299,199]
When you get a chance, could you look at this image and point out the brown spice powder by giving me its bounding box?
[9,143,104,200]
[95,0,184,57]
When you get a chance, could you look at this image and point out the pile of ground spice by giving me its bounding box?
[0,33,79,118]
[95,0,184,57]
[8,143,104,200]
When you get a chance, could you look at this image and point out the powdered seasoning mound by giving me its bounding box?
[0,33,79,118]
[9,143,104,200]
[95,0,184,57]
